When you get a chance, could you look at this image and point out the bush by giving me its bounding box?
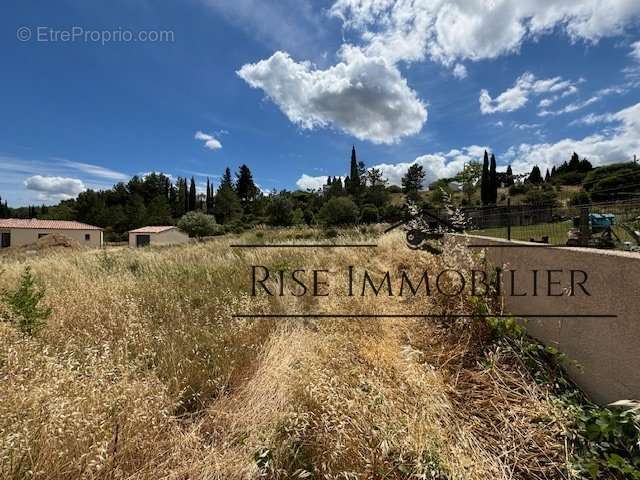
[360,204,379,224]
[318,197,359,226]
[524,187,558,207]
[292,208,305,225]
[2,266,51,335]
[177,211,219,237]
[568,191,591,206]
[266,196,294,226]
[508,183,531,196]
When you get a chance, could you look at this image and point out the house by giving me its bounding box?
[0,218,103,248]
[128,226,189,248]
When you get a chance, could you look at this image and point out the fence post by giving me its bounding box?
[507,198,511,241]
[579,206,590,247]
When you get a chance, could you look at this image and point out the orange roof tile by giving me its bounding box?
[0,218,102,230]
[128,226,177,234]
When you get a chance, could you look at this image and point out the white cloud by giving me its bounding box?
[296,145,488,190]
[631,41,640,61]
[452,63,467,79]
[195,130,223,150]
[479,72,578,114]
[330,0,640,66]
[571,112,617,126]
[296,174,330,191]
[24,175,86,200]
[507,102,640,175]
[295,102,640,192]
[58,159,128,181]
[237,48,427,144]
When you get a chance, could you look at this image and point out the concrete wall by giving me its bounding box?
[450,234,640,404]
[0,228,102,248]
[128,228,189,247]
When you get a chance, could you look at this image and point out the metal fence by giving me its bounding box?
[460,198,640,249]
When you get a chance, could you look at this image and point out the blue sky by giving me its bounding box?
[1,0,640,206]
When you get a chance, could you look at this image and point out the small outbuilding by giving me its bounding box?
[128,226,189,248]
[0,218,103,249]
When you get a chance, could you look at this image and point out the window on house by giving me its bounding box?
[85,233,91,241]
[38,233,48,239]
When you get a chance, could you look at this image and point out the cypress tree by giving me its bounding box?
[489,153,497,204]
[348,146,360,196]
[205,178,214,214]
[189,177,197,211]
[480,150,490,205]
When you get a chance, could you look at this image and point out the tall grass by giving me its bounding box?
[0,230,572,479]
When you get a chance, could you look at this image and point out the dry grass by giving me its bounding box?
[0,229,573,479]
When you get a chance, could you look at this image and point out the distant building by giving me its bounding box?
[128,226,189,248]
[0,219,103,248]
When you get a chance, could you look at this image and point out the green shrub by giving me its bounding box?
[568,191,591,206]
[177,211,219,237]
[266,196,294,226]
[360,204,379,224]
[319,197,359,226]
[2,266,52,335]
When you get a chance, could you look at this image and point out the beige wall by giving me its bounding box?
[0,228,102,248]
[128,228,189,247]
[449,234,640,405]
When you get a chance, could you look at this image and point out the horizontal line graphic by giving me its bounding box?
[230,244,378,248]
[232,313,617,319]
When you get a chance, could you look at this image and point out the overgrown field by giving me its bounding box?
[0,228,636,479]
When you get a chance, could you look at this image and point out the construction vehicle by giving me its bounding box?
[567,213,640,251]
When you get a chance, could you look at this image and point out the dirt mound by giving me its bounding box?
[0,233,83,257]
[32,233,82,250]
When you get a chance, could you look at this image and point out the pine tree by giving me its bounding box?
[544,168,551,183]
[506,165,514,186]
[489,153,497,204]
[480,150,490,205]
[220,167,233,189]
[401,164,425,202]
[235,164,259,212]
[213,168,242,224]
[528,166,543,184]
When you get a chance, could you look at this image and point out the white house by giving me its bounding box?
[128,226,189,248]
[0,219,103,248]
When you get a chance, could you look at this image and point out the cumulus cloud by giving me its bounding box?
[479,72,578,114]
[24,175,86,200]
[296,146,488,190]
[296,174,331,191]
[195,130,223,150]
[330,0,640,65]
[237,49,427,144]
[452,63,467,79]
[294,102,640,192]
[506,102,640,175]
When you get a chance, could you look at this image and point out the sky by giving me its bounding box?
[1,0,640,206]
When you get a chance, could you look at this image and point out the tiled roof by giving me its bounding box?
[0,218,102,230]
[129,226,177,234]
